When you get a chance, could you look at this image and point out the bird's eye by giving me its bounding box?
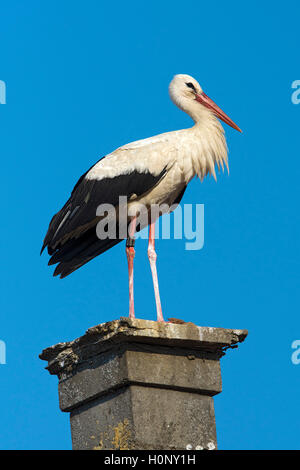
[186,82,196,91]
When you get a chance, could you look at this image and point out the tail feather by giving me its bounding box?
[54,238,122,278]
[49,223,124,278]
[55,238,121,278]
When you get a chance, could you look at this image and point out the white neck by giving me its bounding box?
[168,76,229,181]
[186,106,228,181]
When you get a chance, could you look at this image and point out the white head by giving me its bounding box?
[169,74,241,132]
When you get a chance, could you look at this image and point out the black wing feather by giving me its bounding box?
[41,162,166,278]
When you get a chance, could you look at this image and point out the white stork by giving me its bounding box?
[41,74,241,322]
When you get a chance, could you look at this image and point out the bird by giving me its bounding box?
[41,74,241,323]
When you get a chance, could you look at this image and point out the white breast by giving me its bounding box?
[86,120,228,205]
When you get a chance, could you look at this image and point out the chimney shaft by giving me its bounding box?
[40,318,247,450]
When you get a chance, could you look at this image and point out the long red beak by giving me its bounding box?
[196,92,242,132]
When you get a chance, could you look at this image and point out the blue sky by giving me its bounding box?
[0,0,299,450]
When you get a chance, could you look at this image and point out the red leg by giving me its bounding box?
[126,217,136,319]
[148,222,164,322]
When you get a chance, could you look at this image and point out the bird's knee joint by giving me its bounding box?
[148,248,157,261]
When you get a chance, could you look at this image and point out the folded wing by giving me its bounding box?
[41,154,167,278]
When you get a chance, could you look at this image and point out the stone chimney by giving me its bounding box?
[39,317,247,450]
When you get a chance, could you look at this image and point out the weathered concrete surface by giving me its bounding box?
[70,386,217,450]
[39,317,247,450]
[40,317,247,377]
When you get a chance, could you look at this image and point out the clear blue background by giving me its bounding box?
[0,0,299,450]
